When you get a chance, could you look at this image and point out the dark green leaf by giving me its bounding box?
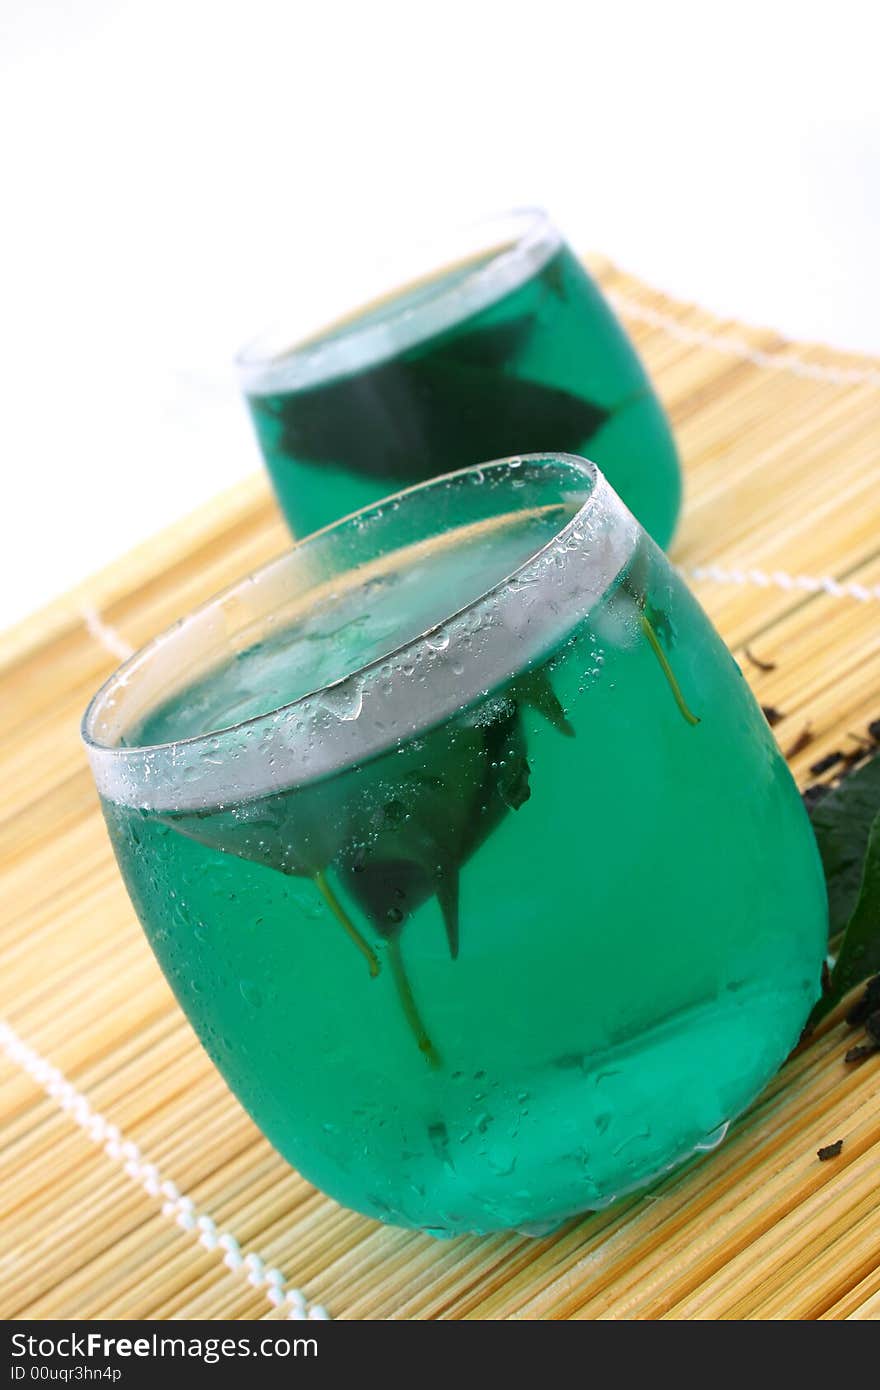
[429,314,536,367]
[513,666,574,738]
[540,254,569,303]
[809,753,880,940]
[251,337,609,483]
[846,974,880,1026]
[160,663,575,970]
[158,636,584,1063]
[161,778,351,880]
[819,813,880,1015]
[617,537,699,728]
[337,707,525,958]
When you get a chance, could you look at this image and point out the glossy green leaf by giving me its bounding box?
[807,752,880,1020]
[817,813,880,1017]
[809,753,880,939]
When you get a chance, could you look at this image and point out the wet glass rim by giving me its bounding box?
[235,207,562,396]
[81,453,602,766]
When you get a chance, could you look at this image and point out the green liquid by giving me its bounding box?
[245,245,681,547]
[102,511,825,1236]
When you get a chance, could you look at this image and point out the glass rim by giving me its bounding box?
[83,453,639,810]
[235,207,562,397]
[82,451,599,757]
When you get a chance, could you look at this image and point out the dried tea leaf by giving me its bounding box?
[809,751,844,776]
[744,647,776,673]
[785,725,814,758]
[846,974,880,1026]
[817,1140,843,1160]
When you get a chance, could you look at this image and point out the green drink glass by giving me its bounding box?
[83,456,825,1237]
[237,210,682,548]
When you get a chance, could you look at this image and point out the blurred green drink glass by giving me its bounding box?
[237,210,682,547]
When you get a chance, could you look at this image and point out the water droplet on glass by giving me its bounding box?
[239,979,263,1008]
[319,682,364,721]
[695,1120,730,1152]
[488,1144,517,1176]
[516,1218,560,1238]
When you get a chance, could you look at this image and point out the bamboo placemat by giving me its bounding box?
[2,260,880,1322]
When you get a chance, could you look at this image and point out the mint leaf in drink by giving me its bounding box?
[251,350,609,483]
[513,666,574,738]
[337,685,540,958]
[429,314,536,367]
[336,664,578,957]
[541,254,569,303]
[161,781,383,978]
[619,539,700,728]
[159,658,574,1062]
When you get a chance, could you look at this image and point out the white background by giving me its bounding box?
[2,0,878,630]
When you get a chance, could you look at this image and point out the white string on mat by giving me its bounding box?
[682,564,880,604]
[607,291,880,390]
[81,604,135,661]
[78,550,880,686]
[0,1018,330,1321]
[74,288,879,681]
